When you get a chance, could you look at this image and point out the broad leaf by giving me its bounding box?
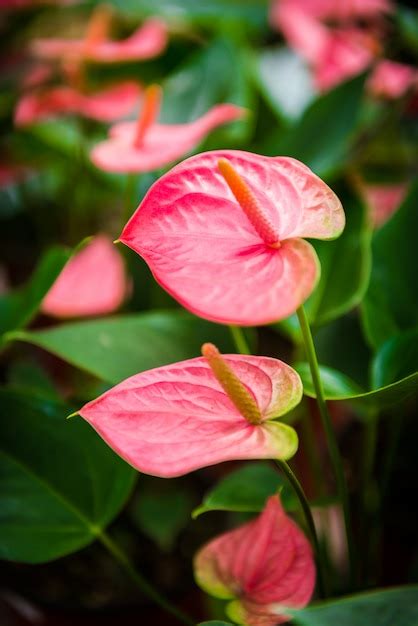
[362,184,418,349]
[292,586,418,625]
[6,311,242,384]
[192,462,297,518]
[0,246,70,346]
[372,329,418,389]
[295,362,418,410]
[161,39,251,142]
[261,73,366,177]
[0,389,136,563]
[279,186,372,338]
[130,482,193,550]
[111,0,268,29]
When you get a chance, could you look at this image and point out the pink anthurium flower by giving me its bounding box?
[118,149,344,325]
[194,493,316,626]
[78,343,302,477]
[32,8,167,64]
[270,0,391,26]
[90,85,246,173]
[368,60,418,99]
[361,181,408,228]
[14,81,141,126]
[42,235,128,318]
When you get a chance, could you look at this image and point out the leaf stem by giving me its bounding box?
[275,460,327,598]
[296,305,356,586]
[228,325,251,354]
[98,530,194,625]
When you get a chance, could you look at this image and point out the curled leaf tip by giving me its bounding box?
[217,157,280,248]
[202,342,263,425]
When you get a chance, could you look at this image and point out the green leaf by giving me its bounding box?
[0,389,136,563]
[6,311,242,384]
[111,0,268,29]
[279,186,372,338]
[295,362,418,410]
[198,622,234,626]
[362,183,418,349]
[261,73,366,177]
[130,482,193,551]
[291,586,418,625]
[255,46,315,122]
[161,39,252,142]
[0,246,70,346]
[372,329,418,389]
[192,462,297,518]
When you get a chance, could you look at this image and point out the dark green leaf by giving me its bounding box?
[7,311,242,384]
[279,186,372,339]
[292,586,418,626]
[0,246,70,345]
[372,329,418,389]
[198,622,234,626]
[161,39,252,142]
[362,184,418,349]
[111,0,268,29]
[130,482,193,551]
[0,389,136,563]
[261,73,366,177]
[295,362,418,410]
[192,462,297,518]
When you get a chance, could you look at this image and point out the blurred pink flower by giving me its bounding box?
[14,81,141,125]
[32,11,167,64]
[271,0,390,91]
[361,181,408,227]
[271,0,391,25]
[119,150,344,325]
[90,85,246,173]
[42,235,128,318]
[368,60,418,99]
[272,1,379,90]
[79,343,302,477]
[194,494,316,626]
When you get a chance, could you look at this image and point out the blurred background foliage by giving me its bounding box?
[0,0,417,624]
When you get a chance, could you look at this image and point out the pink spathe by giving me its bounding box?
[42,235,127,318]
[32,18,167,64]
[90,101,246,173]
[368,60,418,99]
[194,494,316,626]
[15,82,140,125]
[78,353,302,477]
[361,182,408,228]
[119,150,344,326]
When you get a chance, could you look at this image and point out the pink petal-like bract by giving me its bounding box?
[361,181,408,228]
[194,494,316,626]
[32,18,167,64]
[272,0,389,91]
[271,0,391,27]
[119,150,344,325]
[42,235,128,318]
[368,60,418,99]
[90,96,246,173]
[14,82,141,126]
[79,349,302,477]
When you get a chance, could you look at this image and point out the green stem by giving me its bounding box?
[228,325,251,354]
[275,460,327,598]
[98,530,194,626]
[296,305,356,586]
[300,404,325,499]
[123,173,137,227]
